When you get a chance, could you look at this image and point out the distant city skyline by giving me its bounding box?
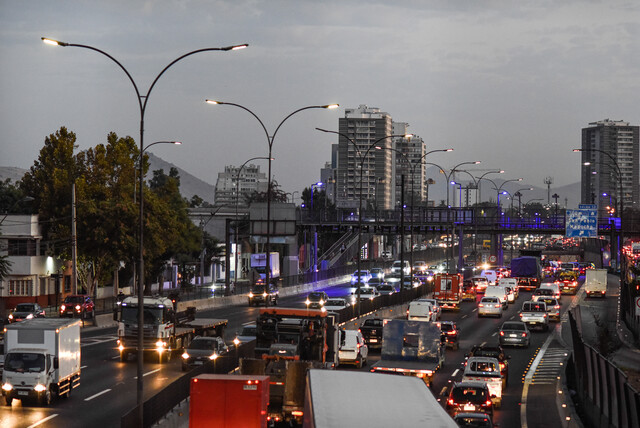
[2,1,639,197]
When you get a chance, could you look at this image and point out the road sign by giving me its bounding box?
[635,297,640,317]
[579,204,597,210]
[565,209,598,238]
[489,255,497,263]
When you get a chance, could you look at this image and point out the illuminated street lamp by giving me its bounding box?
[44,36,247,424]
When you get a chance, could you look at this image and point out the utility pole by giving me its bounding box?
[544,177,553,206]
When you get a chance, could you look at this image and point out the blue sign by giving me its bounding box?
[566,209,598,237]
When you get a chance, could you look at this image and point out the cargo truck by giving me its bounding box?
[115,296,227,363]
[2,318,81,406]
[584,268,607,298]
[239,307,339,425]
[250,252,280,286]
[433,273,463,310]
[371,319,445,386]
[510,256,541,291]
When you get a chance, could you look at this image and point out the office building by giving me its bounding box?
[214,164,268,207]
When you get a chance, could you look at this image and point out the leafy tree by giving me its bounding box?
[245,180,288,204]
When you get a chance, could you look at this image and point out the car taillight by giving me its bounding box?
[484,400,492,407]
[494,304,500,308]
[499,331,504,336]
[447,398,455,406]
[519,313,523,318]
[522,332,527,337]
[555,305,560,309]
[478,304,484,307]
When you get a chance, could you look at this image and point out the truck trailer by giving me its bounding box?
[250,252,280,286]
[115,296,227,363]
[2,318,81,406]
[584,269,607,298]
[433,273,463,310]
[510,256,541,291]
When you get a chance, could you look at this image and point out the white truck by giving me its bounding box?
[462,356,504,408]
[2,318,81,406]
[584,268,607,298]
[250,252,280,286]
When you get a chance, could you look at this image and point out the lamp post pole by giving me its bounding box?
[234,157,271,296]
[316,128,410,312]
[44,37,247,424]
[208,102,338,299]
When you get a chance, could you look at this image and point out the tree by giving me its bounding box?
[245,180,288,204]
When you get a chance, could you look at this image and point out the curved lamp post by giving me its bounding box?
[43,37,247,423]
[316,128,411,311]
[207,102,338,298]
[233,156,271,296]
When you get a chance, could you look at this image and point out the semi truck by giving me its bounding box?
[510,256,541,291]
[2,318,81,406]
[371,319,445,386]
[250,252,280,286]
[239,307,339,425]
[584,268,607,298]
[115,296,227,363]
[433,273,463,310]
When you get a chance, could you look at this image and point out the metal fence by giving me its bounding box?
[567,308,640,428]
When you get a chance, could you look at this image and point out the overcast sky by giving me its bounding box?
[1,0,638,199]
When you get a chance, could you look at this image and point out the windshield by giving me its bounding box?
[14,304,35,311]
[121,306,164,325]
[502,323,525,331]
[308,293,324,300]
[451,386,487,403]
[241,326,257,336]
[5,353,46,373]
[325,300,344,307]
[189,339,219,351]
[64,296,85,304]
[469,361,498,373]
[251,286,268,293]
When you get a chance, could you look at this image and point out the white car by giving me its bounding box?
[407,300,437,322]
[338,329,368,368]
[350,270,372,285]
[416,298,441,320]
[392,260,411,276]
[356,286,380,301]
[324,298,350,312]
[478,296,503,318]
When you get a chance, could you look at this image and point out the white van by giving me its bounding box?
[407,300,437,322]
[338,329,368,368]
[538,282,561,299]
[498,277,519,299]
[392,260,411,276]
[481,269,498,285]
[484,285,508,308]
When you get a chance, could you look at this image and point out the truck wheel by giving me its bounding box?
[5,396,12,406]
[120,351,128,362]
[39,389,51,406]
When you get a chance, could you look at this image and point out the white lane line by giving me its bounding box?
[521,334,553,428]
[452,369,459,378]
[84,388,112,401]
[81,365,88,369]
[480,341,486,347]
[134,368,161,379]
[472,308,478,312]
[27,414,58,428]
[491,332,497,337]
[461,314,468,319]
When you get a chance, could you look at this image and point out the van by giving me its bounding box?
[338,329,368,368]
[484,285,508,308]
[392,260,411,276]
[481,270,498,285]
[538,282,560,299]
[498,278,519,298]
[407,300,436,322]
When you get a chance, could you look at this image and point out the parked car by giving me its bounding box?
[438,321,460,350]
[8,303,46,323]
[59,295,95,318]
[248,284,279,306]
[181,336,228,371]
[478,297,502,318]
[446,381,494,417]
[338,329,368,368]
[324,298,350,312]
[305,291,329,309]
[499,321,531,348]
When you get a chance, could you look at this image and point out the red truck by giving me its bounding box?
[433,273,463,310]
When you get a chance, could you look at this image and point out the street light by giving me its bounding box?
[316,128,411,310]
[208,102,338,298]
[573,148,623,216]
[233,157,272,296]
[44,36,247,424]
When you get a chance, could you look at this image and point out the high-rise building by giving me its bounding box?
[580,119,639,216]
[336,105,393,211]
[392,122,426,208]
[214,164,268,207]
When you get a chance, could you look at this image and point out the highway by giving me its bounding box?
[1,273,585,428]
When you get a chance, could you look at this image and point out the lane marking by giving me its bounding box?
[84,388,112,401]
[81,365,88,369]
[452,369,459,377]
[521,334,553,428]
[134,368,161,379]
[27,414,58,428]
[480,341,486,347]
[491,332,497,337]
[461,314,468,319]
[472,308,478,312]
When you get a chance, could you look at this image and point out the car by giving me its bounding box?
[484,285,508,309]
[446,381,494,417]
[538,282,561,299]
[359,318,385,349]
[412,260,427,274]
[59,295,95,318]
[356,286,380,301]
[370,267,385,280]
[478,297,502,318]
[324,298,351,311]
[472,276,489,294]
[181,336,228,371]
[305,291,329,309]
[578,262,595,275]
[391,260,411,276]
[538,297,561,321]
[248,284,279,306]
[532,287,555,302]
[453,413,495,427]
[367,277,385,288]
[401,277,421,290]
[499,321,531,348]
[438,320,460,350]
[381,250,392,259]
[338,329,368,368]
[503,285,517,303]
[462,280,477,301]
[418,298,441,319]
[350,270,372,285]
[407,300,437,322]
[466,344,510,385]
[480,269,498,285]
[376,284,397,295]
[235,323,257,345]
[385,273,401,284]
[8,303,46,323]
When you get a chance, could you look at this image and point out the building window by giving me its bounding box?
[7,239,37,256]
[64,276,71,293]
[9,279,33,296]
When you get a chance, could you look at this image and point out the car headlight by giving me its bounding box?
[8,314,13,320]
[155,340,166,349]
[209,353,219,361]
[2,383,13,392]
[26,314,34,319]
[319,300,325,305]
[75,305,81,311]
[249,292,254,298]
[263,292,268,298]
[305,299,311,305]
[60,305,66,311]
[34,384,47,392]
[181,352,190,359]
